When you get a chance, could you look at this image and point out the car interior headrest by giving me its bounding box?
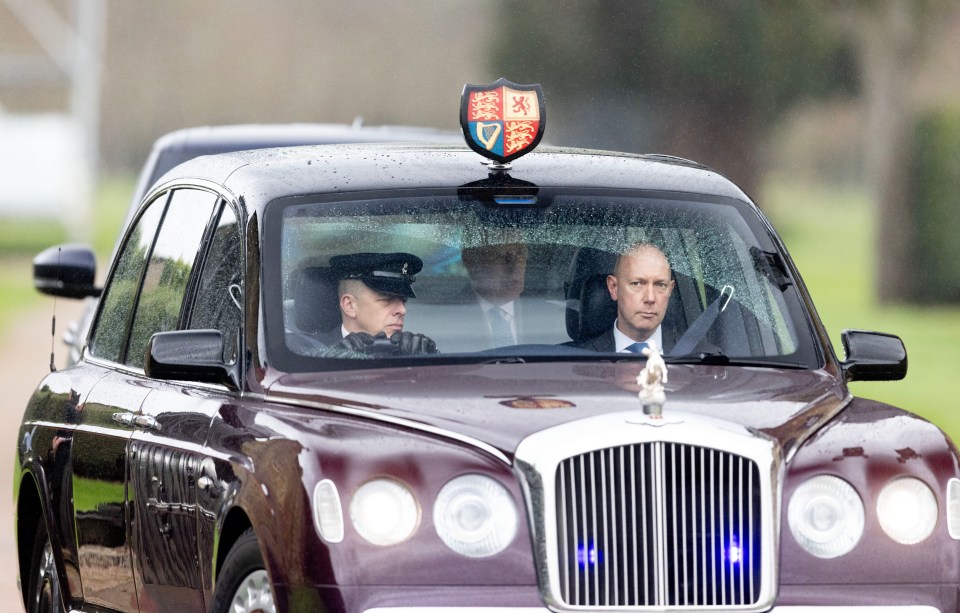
[573,275,618,341]
[565,247,617,341]
[294,267,341,335]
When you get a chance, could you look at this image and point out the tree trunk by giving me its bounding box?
[849,2,921,303]
[659,102,761,201]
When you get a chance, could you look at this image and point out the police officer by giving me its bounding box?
[324,252,438,356]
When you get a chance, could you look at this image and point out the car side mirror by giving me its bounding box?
[145,329,239,389]
[33,244,102,299]
[840,329,907,382]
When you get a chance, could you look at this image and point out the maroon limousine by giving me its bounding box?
[17,82,957,613]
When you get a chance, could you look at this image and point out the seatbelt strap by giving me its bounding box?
[669,285,733,356]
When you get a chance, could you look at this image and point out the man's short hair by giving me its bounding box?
[614,242,671,276]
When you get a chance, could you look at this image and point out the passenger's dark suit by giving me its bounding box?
[575,325,717,355]
[574,326,677,353]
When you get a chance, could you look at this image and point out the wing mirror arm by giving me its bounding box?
[145,329,240,390]
[839,329,908,382]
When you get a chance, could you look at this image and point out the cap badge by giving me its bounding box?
[461,78,545,165]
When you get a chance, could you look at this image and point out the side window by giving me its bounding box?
[89,194,167,363]
[125,189,218,368]
[189,203,243,363]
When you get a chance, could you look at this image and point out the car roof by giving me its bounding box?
[151,142,751,209]
[132,122,463,205]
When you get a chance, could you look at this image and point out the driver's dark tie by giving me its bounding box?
[626,341,649,353]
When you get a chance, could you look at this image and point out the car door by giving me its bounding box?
[70,191,170,611]
[126,195,242,610]
[77,187,219,611]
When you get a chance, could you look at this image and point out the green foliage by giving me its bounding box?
[493,1,857,119]
[93,276,139,362]
[91,175,137,258]
[0,256,40,316]
[0,175,133,259]
[91,222,150,362]
[127,280,186,369]
[764,177,960,440]
[492,1,859,193]
[911,106,960,302]
[73,476,126,513]
[159,256,191,289]
[0,220,68,256]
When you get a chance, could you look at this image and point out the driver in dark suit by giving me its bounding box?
[575,243,679,354]
[320,252,438,356]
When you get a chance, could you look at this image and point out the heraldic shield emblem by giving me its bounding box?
[461,78,545,164]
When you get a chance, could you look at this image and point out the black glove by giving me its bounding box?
[390,331,439,355]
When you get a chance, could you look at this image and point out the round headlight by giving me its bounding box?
[877,477,938,545]
[349,478,420,546]
[433,474,518,558]
[788,475,864,558]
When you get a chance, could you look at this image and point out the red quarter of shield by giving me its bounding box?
[461,78,545,164]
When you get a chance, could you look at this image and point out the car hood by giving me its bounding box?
[266,362,847,462]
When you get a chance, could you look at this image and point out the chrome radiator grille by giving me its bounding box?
[555,442,762,608]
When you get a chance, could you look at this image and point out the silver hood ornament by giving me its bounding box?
[637,340,667,417]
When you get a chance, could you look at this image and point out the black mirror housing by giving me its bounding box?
[33,244,101,299]
[840,329,908,382]
[145,329,238,389]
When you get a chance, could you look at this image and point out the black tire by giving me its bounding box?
[211,527,276,613]
[25,519,66,613]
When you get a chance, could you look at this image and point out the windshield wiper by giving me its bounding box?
[667,351,730,365]
[665,352,806,368]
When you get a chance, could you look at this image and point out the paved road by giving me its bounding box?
[2,298,85,610]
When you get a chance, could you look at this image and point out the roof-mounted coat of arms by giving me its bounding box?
[460,78,545,165]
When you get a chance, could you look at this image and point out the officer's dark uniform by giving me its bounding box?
[323,252,438,357]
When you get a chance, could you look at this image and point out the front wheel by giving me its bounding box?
[25,519,65,613]
[211,528,276,613]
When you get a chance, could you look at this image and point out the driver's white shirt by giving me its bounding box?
[612,319,664,353]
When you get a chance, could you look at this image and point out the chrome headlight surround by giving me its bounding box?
[788,474,864,558]
[433,474,518,558]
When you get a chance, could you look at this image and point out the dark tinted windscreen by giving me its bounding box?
[263,191,816,371]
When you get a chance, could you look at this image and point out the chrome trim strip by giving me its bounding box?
[365,609,550,613]
[245,392,512,466]
[363,607,939,613]
[81,354,238,394]
[771,609,939,613]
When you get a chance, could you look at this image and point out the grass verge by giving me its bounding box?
[0,174,133,332]
[763,177,960,439]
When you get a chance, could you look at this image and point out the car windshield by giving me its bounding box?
[262,189,818,371]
